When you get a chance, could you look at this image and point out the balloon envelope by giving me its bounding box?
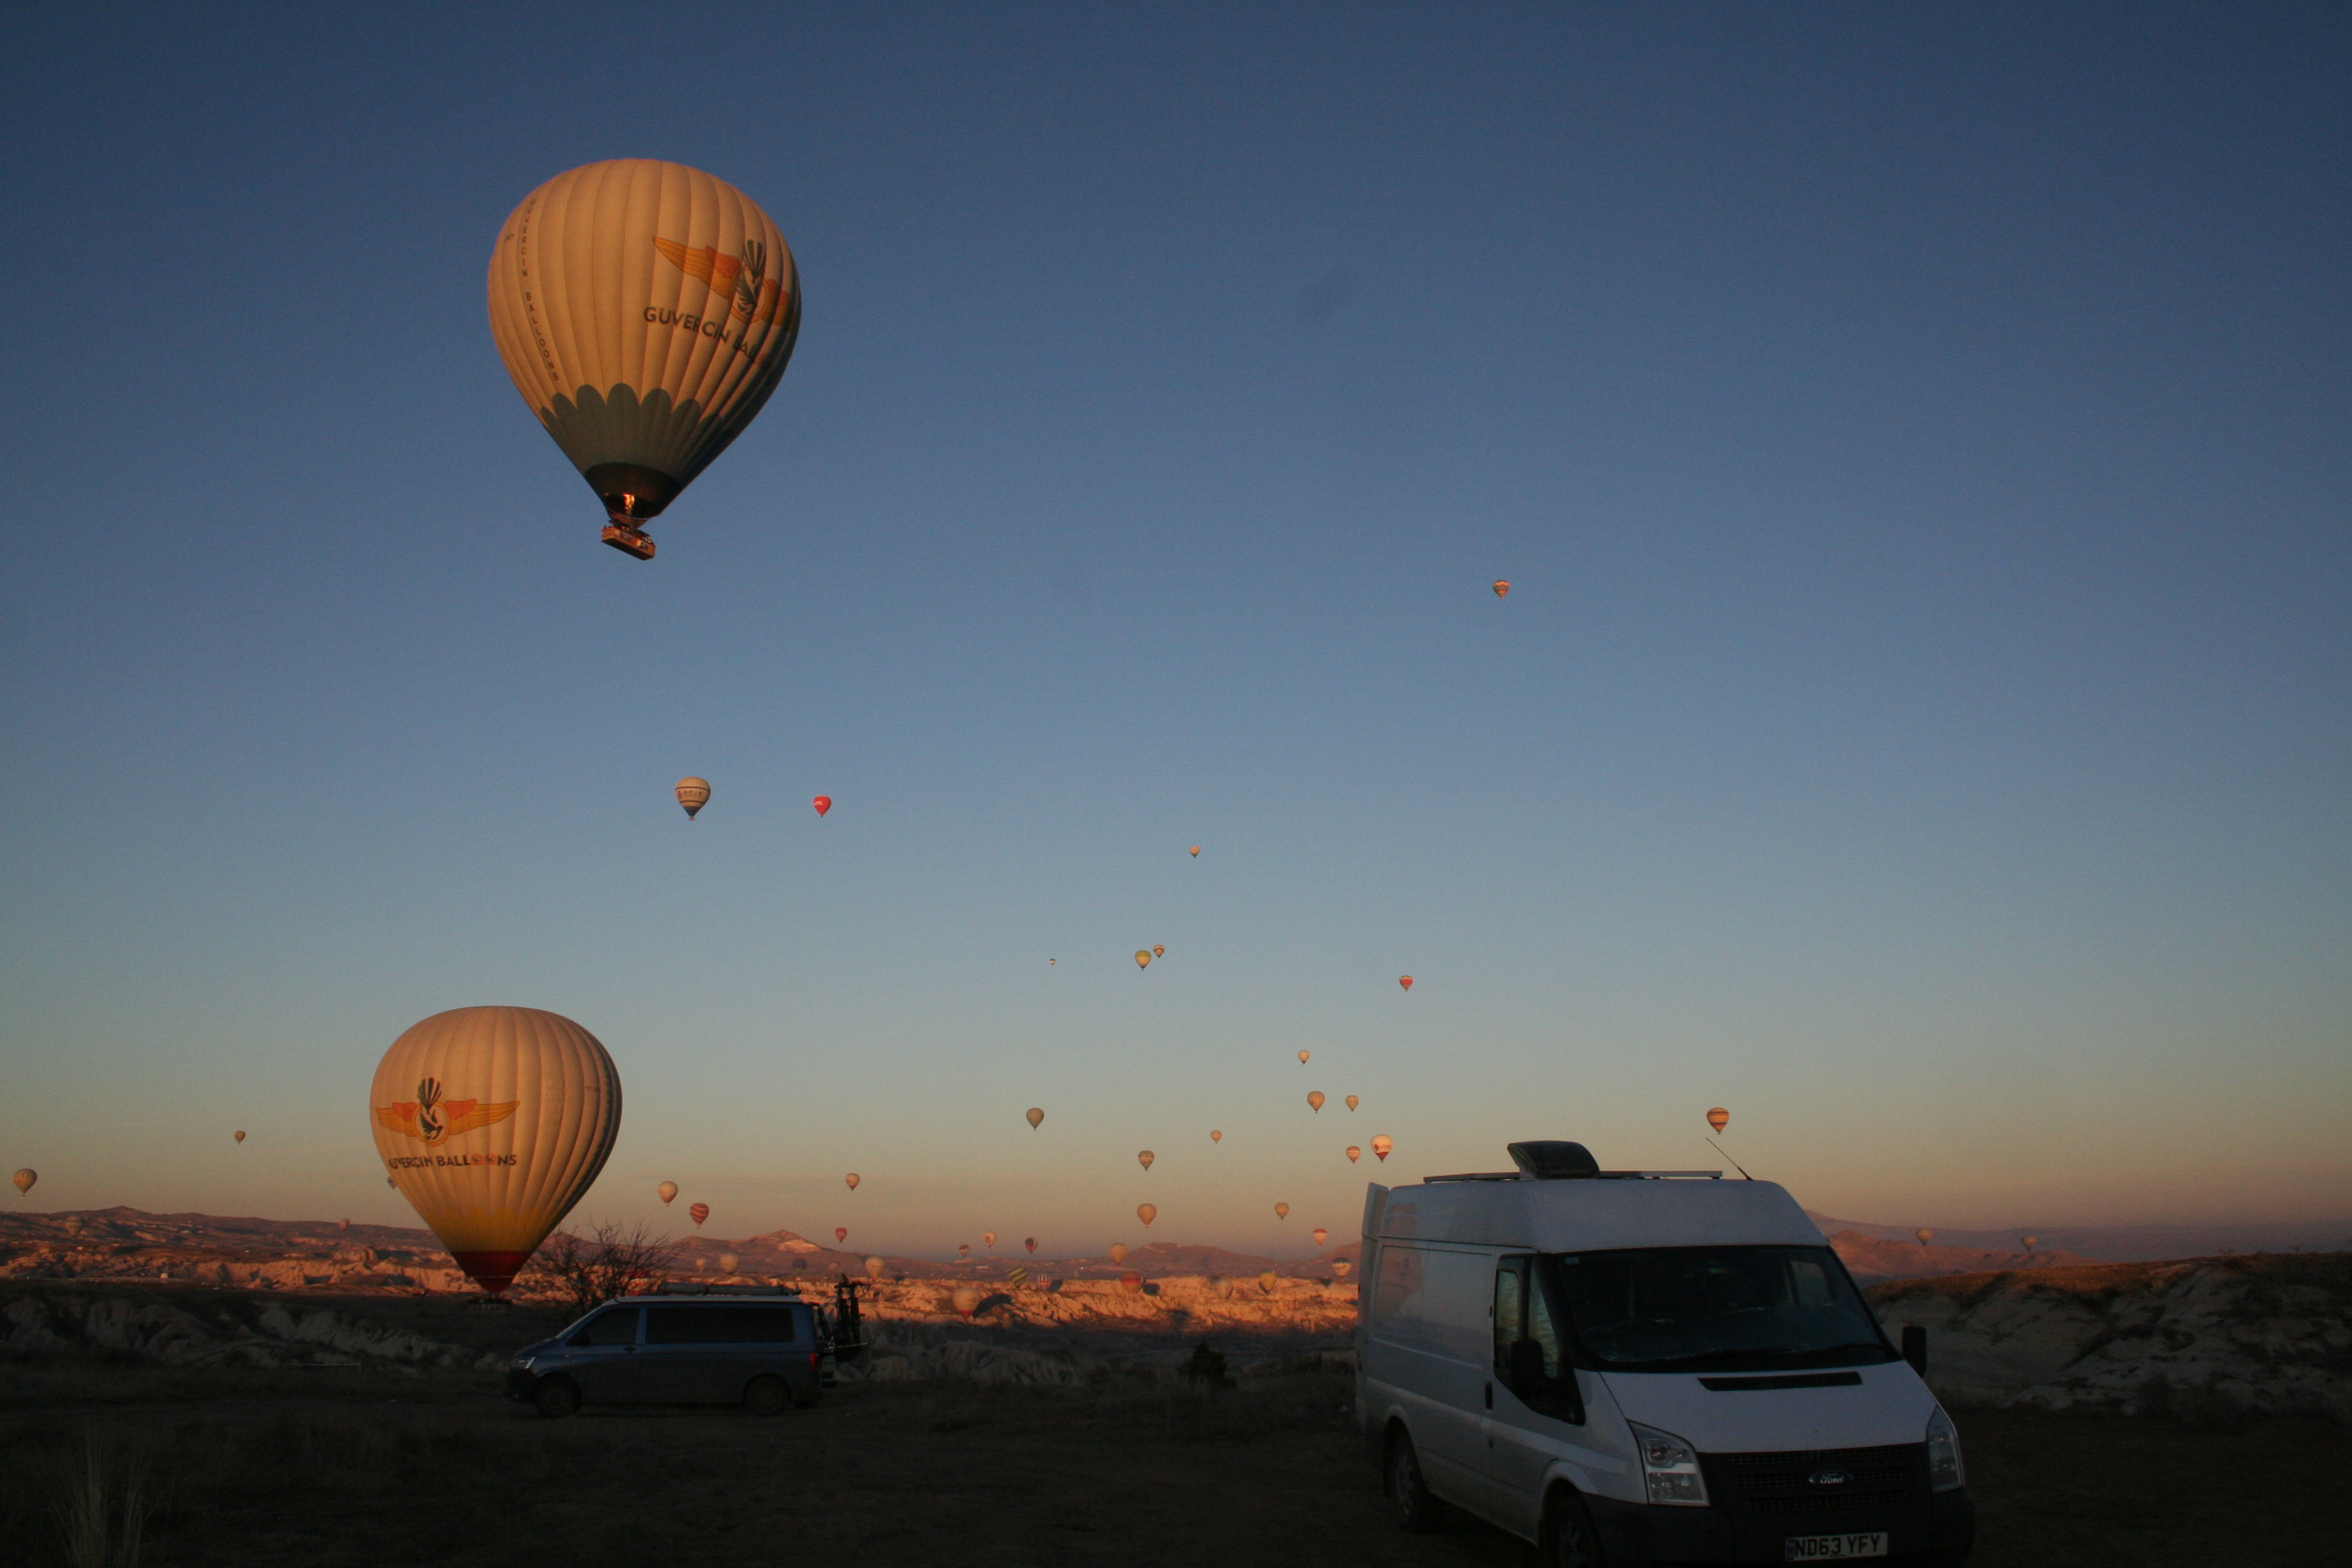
[1493,580,1509,598]
[1274,1203,1290,1219]
[369,1005,621,1296]
[234,1130,246,1143]
[689,1203,710,1227]
[1134,950,1151,969]
[657,1181,679,1205]
[1399,975,1413,991]
[1210,1130,1222,1143]
[1024,1237,1037,1252]
[1026,1107,1044,1130]
[675,777,710,819]
[1152,945,1164,958]
[1333,1260,1352,1277]
[1346,1095,1358,1111]
[1312,1228,1328,1245]
[1258,1271,1278,1293]
[864,1256,886,1279]
[1307,1091,1324,1111]
[1371,1134,1392,1162]
[812,795,831,816]
[1916,1228,1933,1245]
[845,1173,860,1190]
[1706,1107,1730,1134]
[983,1232,996,1247]
[2022,1235,2038,1250]
[1137,1150,1154,1170]
[486,160,800,553]
[718,1253,738,1274]
[1109,1242,1128,1263]
[835,1227,848,1243]
[1137,1204,1156,1226]
[1189,846,1199,857]
[1297,1050,1309,1064]
[1347,1146,1361,1163]
[958,1243,970,1257]
[10,1169,33,1196]
[951,1286,979,1317]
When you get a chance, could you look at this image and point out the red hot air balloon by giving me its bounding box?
[689,1203,710,1227]
[835,1227,848,1243]
[1312,1227,1328,1246]
[1493,580,1509,598]
[1024,1237,1037,1254]
[812,795,832,817]
[1706,1107,1730,1134]
[1399,976,1413,992]
[845,1173,860,1190]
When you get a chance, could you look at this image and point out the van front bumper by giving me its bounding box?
[1582,1487,1973,1565]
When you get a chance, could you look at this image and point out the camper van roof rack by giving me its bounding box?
[651,1281,802,1296]
[1424,1171,1522,1183]
[1422,1169,1726,1183]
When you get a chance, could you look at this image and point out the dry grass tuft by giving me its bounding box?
[48,1429,150,1568]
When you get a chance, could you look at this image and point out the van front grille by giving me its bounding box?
[1703,1443,1925,1517]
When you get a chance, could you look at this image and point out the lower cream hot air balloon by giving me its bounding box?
[369,1005,621,1296]
[1137,1204,1156,1227]
[657,1181,679,1205]
[952,1286,979,1318]
[1333,1259,1351,1277]
[689,1203,710,1228]
[1916,1228,1933,1247]
[11,1169,33,1196]
[864,1256,885,1279]
[718,1253,738,1274]
[1259,1271,1278,1294]
[1371,1134,1393,1162]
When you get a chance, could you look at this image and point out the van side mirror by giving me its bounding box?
[1901,1324,1927,1378]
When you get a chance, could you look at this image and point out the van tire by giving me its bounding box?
[743,1375,791,1417]
[532,1376,581,1420]
[1383,1428,1446,1533]
[1540,1488,1607,1567]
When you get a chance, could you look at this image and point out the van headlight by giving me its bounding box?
[511,1356,536,1371]
[1925,1406,1964,1492]
[1629,1422,1710,1507]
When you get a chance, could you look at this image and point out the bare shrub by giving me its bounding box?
[526,1222,677,1316]
[50,1429,150,1568]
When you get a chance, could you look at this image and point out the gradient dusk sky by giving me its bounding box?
[3,5,2346,1258]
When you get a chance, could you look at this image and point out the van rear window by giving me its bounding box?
[645,1305,804,1345]
[1543,1245,1895,1374]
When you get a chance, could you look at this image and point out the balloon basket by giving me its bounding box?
[601,522,655,560]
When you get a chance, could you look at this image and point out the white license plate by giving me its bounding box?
[1784,1534,1888,1561]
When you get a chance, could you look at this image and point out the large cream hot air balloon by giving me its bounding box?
[11,1169,33,1196]
[717,1253,739,1274]
[368,1006,621,1296]
[487,160,801,560]
[1371,1134,1393,1162]
[675,778,711,819]
[657,1180,678,1205]
[1137,1203,1156,1227]
[864,1256,885,1279]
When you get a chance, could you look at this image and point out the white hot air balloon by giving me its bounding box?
[368,1006,621,1296]
[487,161,802,561]
[10,1170,33,1196]
[864,1256,886,1279]
[657,1181,679,1205]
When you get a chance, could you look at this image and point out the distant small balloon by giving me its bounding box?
[1007,1265,1028,1287]
[1024,1237,1037,1253]
[1297,1050,1310,1064]
[1137,1149,1154,1171]
[1493,580,1509,598]
[1307,1091,1325,1112]
[1189,846,1199,857]
[1346,1145,1361,1163]
[1118,1271,1143,1295]
[1399,976,1413,992]
[234,1130,246,1143]
[958,1243,970,1258]
[1274,1203,1290,1220]
[864,1256,885,1279]
[338,1218,350,1231]
[718,1253,738,1274]
[1134,950,1152,969]
[1210,1130,1222,1143]
[1333,1259,1351,1277]
[1312,1227,1328,1246]
[11,1170,33,1196]
[1026,1107,1045,1130]
[676,777,711,819]
[689,1203,710,1227]
[951,1286,979,1318]
[1258,1271,1278,1294]
[1137,1204,1156,1227]
[1345,1095,1358,1111]
[657,1181,679,1205]
[1916,1228,1933,1247]
[845,1173,861,1190]
[1706,1107,1730,1134]
[812,796,832,817]
[1152,945,1165,958]
[983,1231,997,1248]
[835,1227,849,1243]
[2021,1234,2038,1252]
[1371,1134,1392,1162]
[1109,1241,1128,1263]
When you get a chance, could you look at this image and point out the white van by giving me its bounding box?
[1356,1141,1972,1566]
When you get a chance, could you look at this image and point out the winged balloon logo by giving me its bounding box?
[374,1077,520,1145]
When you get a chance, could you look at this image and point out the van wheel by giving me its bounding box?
[532,1376,581,1420]
[743,1375,791,1417]
[1541,1488,1607,1567]
[1383,1428,1445,1533]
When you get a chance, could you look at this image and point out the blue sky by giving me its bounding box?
[2,4,2346,1256]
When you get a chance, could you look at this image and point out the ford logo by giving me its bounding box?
[1807,1470,1852,1488]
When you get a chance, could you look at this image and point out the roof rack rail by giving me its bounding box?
[650,1281,802,1296]
[1422,1169,1722,1183]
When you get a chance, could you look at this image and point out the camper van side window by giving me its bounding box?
[1372,1244,1424,1326]
[1492,1259,1526,1375]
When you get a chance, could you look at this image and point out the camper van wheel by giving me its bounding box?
[1540,1488,1607,1567]
[1383,1428,1445,1533]
[532,1376,581,1420]
[742,1375,790,1417]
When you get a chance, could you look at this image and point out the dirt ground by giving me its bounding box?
[0,1353,2339,1567]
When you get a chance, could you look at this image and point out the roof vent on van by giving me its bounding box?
[1507,1141,1601,1179]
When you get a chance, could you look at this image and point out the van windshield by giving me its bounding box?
[1541,1245,1894,1373]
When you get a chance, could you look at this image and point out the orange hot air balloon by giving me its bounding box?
[675,777,711,819]
[12,1170,34,1196]
[1152,945,1165,958]
[1024,1237,1037,1253]
[1345,1095,1358,1112]
[1312,1227,1328,1246]
[1916,1228,1933,1247]
[1209,1130,1222,1143]
[1274,1203,1290,1220]
[370,1006,622,1296]
[1137,1150,1154,1171]
[1137,1204,1156,1227]
[1706,1107,1730,1134]
[657,1181,679,1205]
[1371,1134,1393,1162]
[812,795,831,816]
[1026,1107,1044,1130]
[1307,1091,1325,1112]
[1189,846,1199,857]
[1399,975,1413,991]
[835,1226,848,1243]
[983,1232,997,1248]
[1297,1050,1310,1064]
[1134,950,1152,970]
[1346,1145,1361,1163]
[1109,1242,1128,1263]
[845,1172,860,1190]
[234,1130,246,1143]
[1258,1271,1278,1294]
[689,1203,710,1228]
[1493,580,1509,598]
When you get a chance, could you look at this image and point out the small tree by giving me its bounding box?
[529,1221,679,1314]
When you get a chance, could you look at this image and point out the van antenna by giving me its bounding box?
[1705,1137,1752,1180]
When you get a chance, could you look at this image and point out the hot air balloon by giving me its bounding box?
[835,1227,849,1243]
[1026,1107,1045,1130]
[675,777,711,819]
[1152,945,1165,958]
[864,1256,885,1279]
[11,1170,33,1196]
[368,1005,621,1296]
[1008,1265,1027,1286]
[983,1232,997,1248]
[951,1286,979,1318]
[1137,1204,1156,1227]
[1109,1242,1128,1264]
[1024,1237,1037,1253]
[2021,1234,2038,1252]
[1493,580,1509,598]
[1297,1050,1310,1065]
[1307,1091,1325,1112]
[1399,976,1413,992]
[1345,1095,1358,1111]
[1916,1228,1933,1247]
[1189,846,1199,857]
[657,1181,679,1205]
[812,796,831,817]
[1210,1130,1222,1143]
[487,159,800,561]
[1118,1271,1143,1294]
[338,1218,350,1231]
[234,1130,246,1143]
[958,1243,970,1258]
[1137,1150,1154,1171]
[845,1173,860,1190]
[1134,950,1152,970]
[1333,1259,1352,1277]
[1371,1134,1393,1162]
[1346,1146,1361,1163]
[1706,1107,1730,1134]
[718,1253,739,1274]
[690,1203,710,1228]
[1258,1271,1278,1294]
[1274,1203,1290,1220]
[1312,1227,1328,1246]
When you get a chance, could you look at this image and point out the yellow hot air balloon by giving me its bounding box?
[1297,1050,1309,1065]
[1109,1241,1128,1263]
[1346,1145,1361,1163]
[487,160,801,561]
[1137,1203,1156,1227]
[1345,1094,1358,1112]
[369,1006,621,1296]
[1274,1203,1290,1220]
[1134,950,1152,969]
[845,1172,860,1190]
[657,1180,679,1205]
[11,1169,33,1196]
[674,777,711,819]
[864,1256,885,1279]
[1258,1271,1278,1293]
[1026,1107,1045,1130]
[1706,1107,1730,1134]
[1307,1091,1325,1112]
[983,1231,997,1248]
[1138,1150,1155,1171]
[1209,1130,1222,1143]
[1312,1227,1328,1246]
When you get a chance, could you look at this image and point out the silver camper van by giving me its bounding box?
[1356,1141,1972,1566]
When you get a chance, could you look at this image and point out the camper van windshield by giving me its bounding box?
[1542,1245,1895,1374]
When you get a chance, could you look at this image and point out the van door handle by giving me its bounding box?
[1483,1382,1492,1409]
